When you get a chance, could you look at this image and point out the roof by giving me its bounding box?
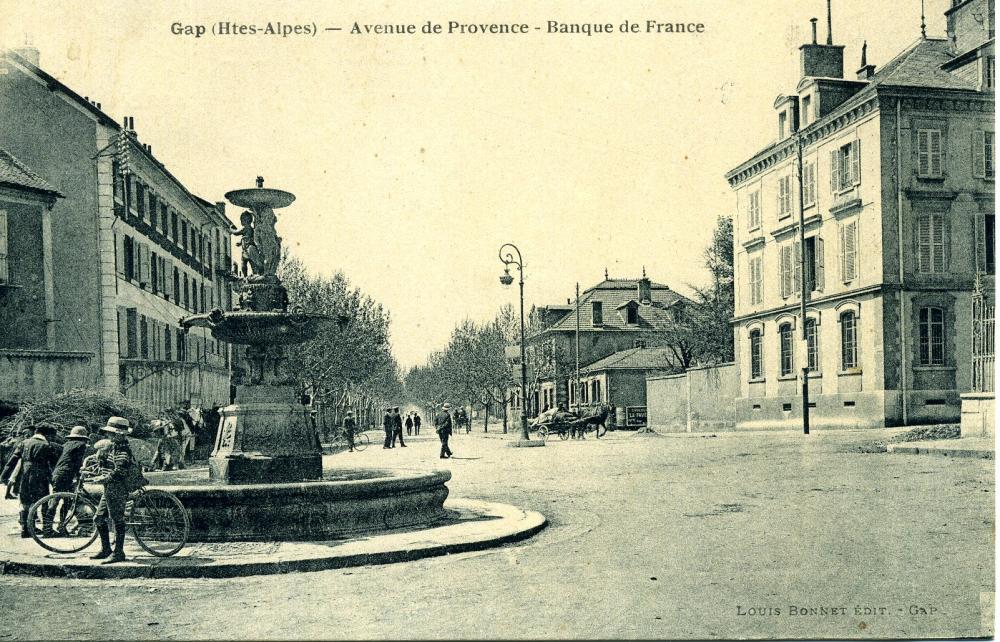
[535,277,690,334]
[727,38,983,181]
[0,149,62,198]
[581,347,679,373]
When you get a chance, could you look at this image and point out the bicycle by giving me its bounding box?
[26,468,190,557]
[336,430,369,452]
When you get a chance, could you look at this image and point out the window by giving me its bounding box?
[840,311,858,370]
[802,160,817,207]
[777,174,793,218]
[149,194,158,230]
[986,56,995,90]
[164,328,172,361]
[779,323,794,376]
[779,241,802,299]
[919,307,945,366]
[0,210,8,283]
[591,301,603,326]
[803,236,824,293]
[183,273,190,309]
[805,318,819,372]
[779,112,787,139]
[749,255,763,305]
[801,95,812,126]
[139,315,149,359]
[161,204,168,233]
[150,252,159,293]
[591,380,601,403]
[830,140,861,192]
[173,267,180,302]
[123,235,135,281]
[626,306,638,325]
[176,329,187,361]
[181,220,189,252]
[916,129,944,178]
[136,182,146,217]
[917,214,946,273]
[125,308,138,358]
[750,329,763,380]
[840,220,858,282]
[747,190,761,230]
[974,130,994,180]
[986,215,996,275]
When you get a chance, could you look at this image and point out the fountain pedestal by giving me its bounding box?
[210,386,322,484]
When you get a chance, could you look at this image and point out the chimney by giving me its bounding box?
[856,41,876,80]
[637,276,652,304]
[799,9,845,80]
[13,45,40,66]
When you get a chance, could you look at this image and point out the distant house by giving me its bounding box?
[513,273,691,417]
[577,346,680,426]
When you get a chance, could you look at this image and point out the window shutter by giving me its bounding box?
[779,246,789,298]
[974,130,987,178]
[0,210,8,283]
[115,233,125,277]
[851,140,861,186]
[117,306,128,356]
[930,130,943,177]
[917,216,932,272]
[845,222,857,281]
[164,260,174,299]
[830,149,840,193]
[793,240,802,296]
[816,237,825,291]
[139,244,151,287]
[917,130,930,177]
[933,215,946,273]
[839,224,846,281]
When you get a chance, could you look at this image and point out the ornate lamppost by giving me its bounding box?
[499,243,543,447]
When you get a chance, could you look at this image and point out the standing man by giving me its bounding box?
[435,403,453,459]
[382,408,393,449]
[343,410,357,452]
[391,407,406,448]
[49,425,90,535]
[413,412,422,436]
[405,413,414,437]
[91,417,146,564]
[2,424,59,538]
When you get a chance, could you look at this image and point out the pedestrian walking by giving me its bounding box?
[343,410,357,452]
[383,408,393,449]
[48,425,89,535]
[90,417,147,564]
[405,413,414,436]
[413,413,422,435]
[391,407,406,447]
[1,424,60,538]
[435,403,453,459]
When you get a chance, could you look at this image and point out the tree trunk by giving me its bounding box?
[501,390,508,433]
[483,401,490,432]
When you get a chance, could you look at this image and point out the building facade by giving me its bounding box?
[726,0,994,429]
[0,47,237,412]
[518,274,691,416]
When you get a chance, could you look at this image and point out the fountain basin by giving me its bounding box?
[181,310,331,345]
[105,467,451,541]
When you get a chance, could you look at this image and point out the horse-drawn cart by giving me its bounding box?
[530,406,609,441]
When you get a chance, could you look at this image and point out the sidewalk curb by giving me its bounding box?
[886,443,994,459]
[0,499,546,580]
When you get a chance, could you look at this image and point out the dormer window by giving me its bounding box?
[801,95,812,126]
[626,306,638,325]
[591,301,603,326]
[778,112,787,139]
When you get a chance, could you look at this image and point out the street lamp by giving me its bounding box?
[499,243,538,446]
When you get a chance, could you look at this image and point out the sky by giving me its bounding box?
[2,0,949,369]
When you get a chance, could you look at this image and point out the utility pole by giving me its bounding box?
[795,134,811,435]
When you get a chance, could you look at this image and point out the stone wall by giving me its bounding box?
[647,363,738,432]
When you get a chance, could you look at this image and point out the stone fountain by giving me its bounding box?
[170,178,450,541]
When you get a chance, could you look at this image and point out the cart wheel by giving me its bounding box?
[536,426,548,441]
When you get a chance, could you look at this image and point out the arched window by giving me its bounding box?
[750,329,763,380]
[805,318,819,372]
[779,323,794,376]
[919,307,945,365]
[840,311,858,370]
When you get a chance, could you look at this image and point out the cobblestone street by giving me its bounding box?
[0,428,993,640]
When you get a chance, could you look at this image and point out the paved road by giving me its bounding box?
[0,428,993,640]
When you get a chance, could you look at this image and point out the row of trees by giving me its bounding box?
[404,305,517,432]
[279,255,404,426]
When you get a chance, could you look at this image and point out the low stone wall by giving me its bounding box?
[646,363,737,432]
[960,392,995,439]
[0,350,96,405]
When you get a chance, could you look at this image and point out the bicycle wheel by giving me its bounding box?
[355,433,370,451]
[127,489,190,557]
[27,492,100,554]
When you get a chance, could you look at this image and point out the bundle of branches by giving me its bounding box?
[0,389,155,438]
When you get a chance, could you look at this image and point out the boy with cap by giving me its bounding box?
[91,417,146,563]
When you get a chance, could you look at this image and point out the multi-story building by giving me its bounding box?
[0,47,238,412]
[515,273,691,416]
[726,1,994,429]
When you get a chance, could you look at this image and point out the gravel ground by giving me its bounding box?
[0,428,993,640]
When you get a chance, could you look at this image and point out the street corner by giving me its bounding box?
[0,499,546,580]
